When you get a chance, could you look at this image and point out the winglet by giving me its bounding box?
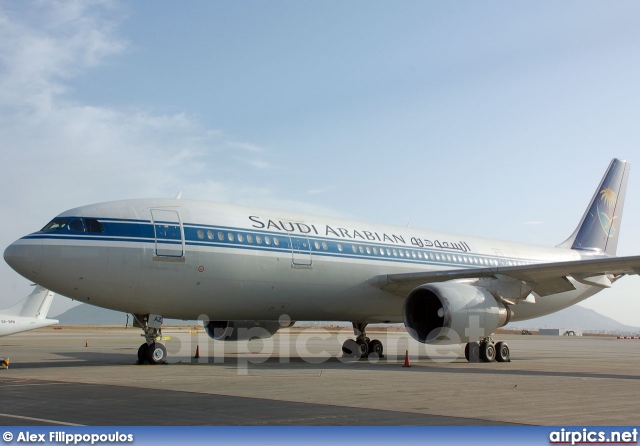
[559,159,630,255]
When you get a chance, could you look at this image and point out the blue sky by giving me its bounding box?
[1,1,639,326]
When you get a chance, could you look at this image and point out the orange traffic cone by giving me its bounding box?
[85,340,88,347]
[402,350,411,367]
[194,345,200,359]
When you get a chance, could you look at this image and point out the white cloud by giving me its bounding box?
[307,186,334,195]
[0,1,306,311]
[227,141,266,153]
[0,0,126,114]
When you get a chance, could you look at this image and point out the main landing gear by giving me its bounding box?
[464,338,510,363]
[341,322,384,359]
[134,313,167,365]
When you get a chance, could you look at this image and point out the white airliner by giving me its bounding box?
[4,159,640,364]
[0,286,58,337]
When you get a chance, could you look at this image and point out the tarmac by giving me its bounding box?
[0,326,639,426]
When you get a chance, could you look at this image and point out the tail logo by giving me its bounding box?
[597,187,618,238]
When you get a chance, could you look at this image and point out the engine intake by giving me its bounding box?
[403,282,511,344]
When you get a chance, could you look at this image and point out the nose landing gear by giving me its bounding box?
[133,313,167,365]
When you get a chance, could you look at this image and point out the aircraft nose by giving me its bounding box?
[4,239,42,280]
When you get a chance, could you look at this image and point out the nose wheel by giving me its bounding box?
[134,313,167,365]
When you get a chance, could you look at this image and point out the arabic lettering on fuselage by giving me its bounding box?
[248,216,471,253]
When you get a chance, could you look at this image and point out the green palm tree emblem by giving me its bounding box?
[598,188,618,237]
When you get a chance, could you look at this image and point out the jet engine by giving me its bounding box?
[403,282,511,344]
[204,320,290,341]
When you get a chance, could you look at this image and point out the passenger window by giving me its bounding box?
[256,235,262,244]
[218,232,225,241]
[197,230,205,240]
[228,233,235,242]
[274,237,280,246]
[265,236,271,245]
[322,242,328,250]
[238,234,244,243]
[247,234,254,243]
[207,230,214,240]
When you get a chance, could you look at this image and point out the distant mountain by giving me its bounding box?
[505,305,639,334]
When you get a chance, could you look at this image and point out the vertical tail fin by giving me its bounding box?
[2,286,55,318]
[559,158,630,255]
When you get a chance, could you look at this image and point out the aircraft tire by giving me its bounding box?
[495,341,510,362]
[368,339,383,357]
[147,342,167,365]
[356,339,369,357]
[341,339,360,357]
[480,341,496,363]
[137,343,149,364]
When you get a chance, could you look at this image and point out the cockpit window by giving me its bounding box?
[85,218,104,233]
[68,218,85,232]
[41,217,104,233]
[41,218,70,231]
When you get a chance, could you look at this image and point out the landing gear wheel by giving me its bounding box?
[368,339,384,357]
[146,342,167,365]
[480,341,496,362]
[341,339,360,357]
[137,343,149,364]
[356,339,369,357]
[465,342,480,362]
[495,341,510,362]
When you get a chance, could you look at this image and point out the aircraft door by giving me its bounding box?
[151,209,185,258]
[494,249,506,267]
[289,234,312,268]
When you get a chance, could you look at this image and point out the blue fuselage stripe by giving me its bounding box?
[23,218,536,269]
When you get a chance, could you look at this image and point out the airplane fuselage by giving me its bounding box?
[5,198,597,323]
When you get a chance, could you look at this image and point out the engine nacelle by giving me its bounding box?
[203,320,288,341]
[403,282,511,344]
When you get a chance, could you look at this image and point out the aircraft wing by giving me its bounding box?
[369,254,640,299]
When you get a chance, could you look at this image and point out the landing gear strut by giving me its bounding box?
[133,313,167,365]
[464,338,510,363]
[341,322,384,359]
